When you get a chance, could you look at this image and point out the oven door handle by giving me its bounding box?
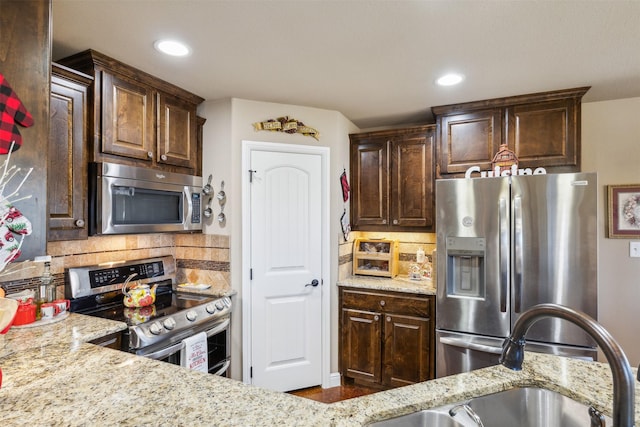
[141,317,231,360]
[204,317,231,338]
[212,359,231,376]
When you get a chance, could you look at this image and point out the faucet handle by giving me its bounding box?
[499,336,526,370]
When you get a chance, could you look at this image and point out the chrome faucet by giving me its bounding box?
[500,303,635,427]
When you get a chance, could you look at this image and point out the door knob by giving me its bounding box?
[305,279,319,287]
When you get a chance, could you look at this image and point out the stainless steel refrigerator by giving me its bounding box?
[435,172,598,378]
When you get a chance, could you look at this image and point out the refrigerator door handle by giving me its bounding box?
[513,196,524,313]
[499,198,509,313]
[439,336,504,355]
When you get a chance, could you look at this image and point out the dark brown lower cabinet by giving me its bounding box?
[339,287,434,389]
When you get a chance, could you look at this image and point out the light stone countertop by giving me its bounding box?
[1,302,639,426]
[0,312,127,358]
[337,275,436,295]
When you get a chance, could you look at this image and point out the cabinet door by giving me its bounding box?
[438,109,502,174]
[157,92,197,170]
[383,314,432,387]
[48,71,89,241]
[505,98,578,168]
[341,308,382,384]
[101,71,155,161]
[391,130,434,228]
[350,138,389,227]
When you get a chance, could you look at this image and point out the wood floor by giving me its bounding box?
[289,383,381,404]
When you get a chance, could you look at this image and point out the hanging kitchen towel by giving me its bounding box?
[340,169,350,202]
[0,73,34,154]
[181,332,208,373]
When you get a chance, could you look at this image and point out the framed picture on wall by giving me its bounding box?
[607,184,640,238]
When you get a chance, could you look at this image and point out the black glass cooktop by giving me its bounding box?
[70,284,215,327]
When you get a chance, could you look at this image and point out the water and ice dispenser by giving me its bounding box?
[445,237,486,298]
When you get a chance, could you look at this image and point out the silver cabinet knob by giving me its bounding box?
[160,154,167,161]
[393,219,398,225]
[147,151,153,158]
[374,315,379,321]
[382,219,387,224]
[75,219,85,227]
[386,316,391,322]
[379,300,386,307]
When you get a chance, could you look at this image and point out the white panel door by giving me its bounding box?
[250,149,322,392]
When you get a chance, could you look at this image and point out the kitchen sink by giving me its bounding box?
[368,387,613,427]
[368,407,467,427]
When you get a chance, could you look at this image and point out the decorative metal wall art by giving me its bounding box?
[253,116,320,140]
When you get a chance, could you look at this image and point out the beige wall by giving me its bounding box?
[582,96,640,365]
[199,98,358,379]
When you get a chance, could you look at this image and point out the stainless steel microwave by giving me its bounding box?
[89,162,203,235]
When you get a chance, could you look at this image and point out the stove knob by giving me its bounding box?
[149,322,163,335]
[206,303,217,314]
[163,317,176,330]
[215,301,224,311]
[186,310,198,322]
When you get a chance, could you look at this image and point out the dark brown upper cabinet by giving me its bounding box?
[350,125,435,231]
[57,50,204,175]
[432,87,589,176]
[48,63,92,241]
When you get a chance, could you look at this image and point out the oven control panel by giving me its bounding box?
[89,261,164,288]
[66,255,176,299]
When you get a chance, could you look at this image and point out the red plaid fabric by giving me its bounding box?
[0,73,33,154]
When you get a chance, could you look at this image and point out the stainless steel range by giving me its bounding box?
[66,255,231,376]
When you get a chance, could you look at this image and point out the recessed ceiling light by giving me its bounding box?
[436,73,464,86]
[154,39,190,57]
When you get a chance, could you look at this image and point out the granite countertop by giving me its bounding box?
[174,283,237,298]
[1,309,639,426]
[0,312,127,358]
[337,275,436,295]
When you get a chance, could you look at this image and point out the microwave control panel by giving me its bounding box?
[191,193,201,223]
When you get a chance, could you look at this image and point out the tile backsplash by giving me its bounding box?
[338,230,436,280]
[0,233,230,298]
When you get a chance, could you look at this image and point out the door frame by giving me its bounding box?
[241,140,331,388]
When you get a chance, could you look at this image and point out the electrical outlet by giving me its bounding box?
[630,241,640,258]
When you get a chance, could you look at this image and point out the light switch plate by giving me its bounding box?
[630,241,640,258]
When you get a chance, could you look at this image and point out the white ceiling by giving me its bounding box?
[52,0,640,129]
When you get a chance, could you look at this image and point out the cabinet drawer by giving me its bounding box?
[342,288,431,318]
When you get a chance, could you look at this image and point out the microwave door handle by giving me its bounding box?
[184,188,192,225]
